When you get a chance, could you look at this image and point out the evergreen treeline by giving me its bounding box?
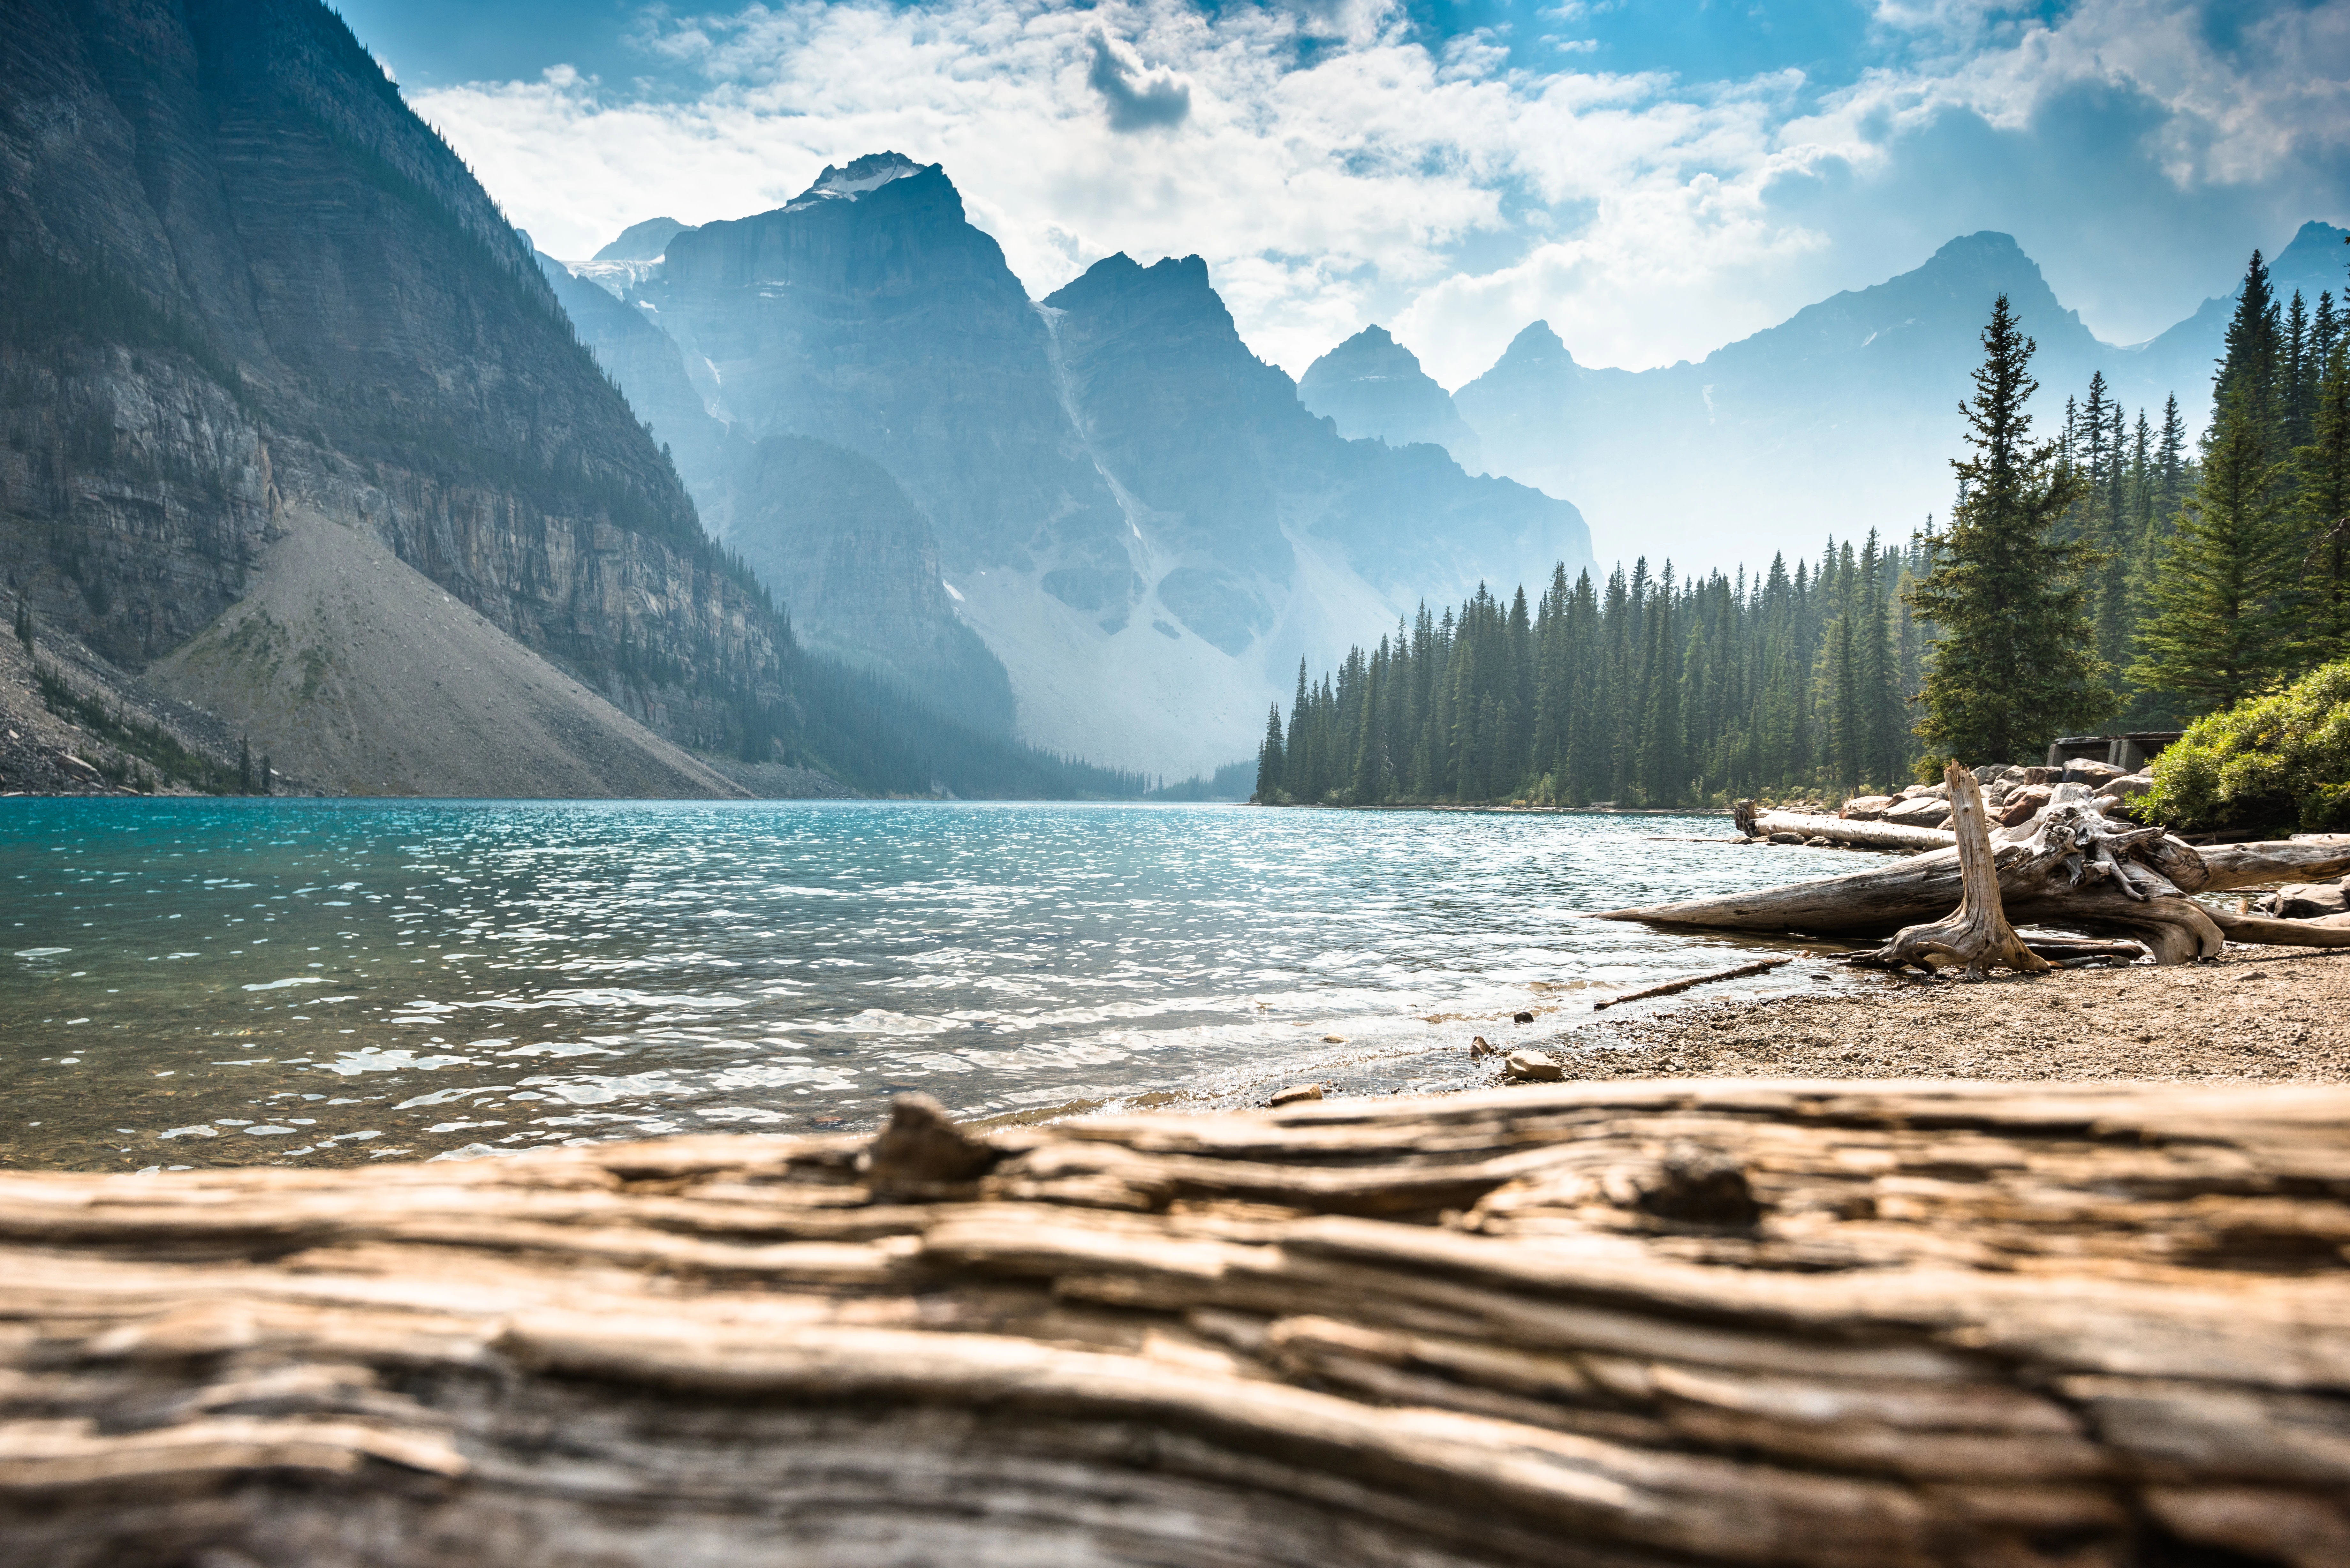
[1258,240,2350,809]
[2129,246,2350,710]
[1253,534,1935,808]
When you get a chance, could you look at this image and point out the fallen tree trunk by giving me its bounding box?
[5,1084,2350,1568]
[2210,908,2350,948]
[1740,807,1957,854]
[1849,765,2049,977]
[1603,820,2350,961]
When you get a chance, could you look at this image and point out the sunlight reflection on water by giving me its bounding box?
[0,798,1874,1170]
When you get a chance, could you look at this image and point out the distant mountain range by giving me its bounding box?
[0,1,1144,799]
[566,154,1591,777]
[1349,224,2350,573]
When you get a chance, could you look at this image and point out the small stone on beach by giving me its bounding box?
[1270,1084,1324,1107]
[1504,1049,1565,1083]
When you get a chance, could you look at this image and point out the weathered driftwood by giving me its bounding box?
[2211,908,2350,947]
[1740,807,1958,854]
[1593,956,1793,1009]
[1609,824,2350,962]
[1850,765,2050,978]
[3,1084,2348,1568]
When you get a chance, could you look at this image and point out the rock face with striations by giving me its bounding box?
[601,156,1590,775]
[0,0,790,794]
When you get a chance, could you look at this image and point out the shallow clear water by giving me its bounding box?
[0,799,1875,1171]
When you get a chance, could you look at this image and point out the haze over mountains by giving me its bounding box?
[564,153,1591,778]
[1309,223,2350,574]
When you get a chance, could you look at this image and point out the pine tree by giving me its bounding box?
[1907,295,2113,764]
[2299,335,2350,665]
[2216,250,2282,438]
[238,736,252,795]
[1253,703,1285,802]
[1858,531,1906,789]
[2285,290,2314,452]
[2157,394,2188,521]
[2131,384,2299,708]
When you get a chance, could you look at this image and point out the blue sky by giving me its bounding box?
[346,0,2350,383]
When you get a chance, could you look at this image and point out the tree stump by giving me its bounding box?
[4,1084,2350,1567]
[1851,763,2050,978]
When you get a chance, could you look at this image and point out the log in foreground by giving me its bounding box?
[1604,824,2350,963]
[1849,765,2049,978]
[5,1084,2350,1568]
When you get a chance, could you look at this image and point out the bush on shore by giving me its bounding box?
[2139,660,2350,835]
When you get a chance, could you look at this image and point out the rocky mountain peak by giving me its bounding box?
[1299,323,1481,469]
[1494,321,1574,371]
[594,216,688,262]
[789,151,935,208]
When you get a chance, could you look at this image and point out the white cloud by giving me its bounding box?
[410,0,2350,386]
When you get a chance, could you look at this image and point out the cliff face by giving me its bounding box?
[650,155,1134,609]
[539,245,1016,731]
[599,158,1590,776]
[0,0,790,789]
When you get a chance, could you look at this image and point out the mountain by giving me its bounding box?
[0,0,805,795]
[535,247,1015,728]
[595,217,689,262]
[592,155,1590,775]
[1298,325,1482,471]
[0,0,1127,802]
[2117,220,2349,409]
[1452,231,2232,572]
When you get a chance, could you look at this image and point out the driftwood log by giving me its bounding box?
[1849,765,2049,977]
[1604,825,2350,963]
[1736,803,1958,855]
[5,1084,2350,1567]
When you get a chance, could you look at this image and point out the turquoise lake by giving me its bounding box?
[0,799,1873,1171]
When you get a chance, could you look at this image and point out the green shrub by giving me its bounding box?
[2139,660,2350,835]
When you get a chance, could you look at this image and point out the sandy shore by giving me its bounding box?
[1556,944,2350,1082]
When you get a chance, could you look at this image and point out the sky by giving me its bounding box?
[345,0,2350,386]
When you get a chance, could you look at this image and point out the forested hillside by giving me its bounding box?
[1257,243,2349,809]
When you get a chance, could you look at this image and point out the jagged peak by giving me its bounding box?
[785,152,936,210]
[1491,320,1574,371]
[1929,230,2027,263]
[1303,325,1432,386]
[1043,253,1214,309]
[594,216,688,263]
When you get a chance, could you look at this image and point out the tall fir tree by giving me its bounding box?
[2132,384,2300,707]
[1907,296,2113,764]
[2299,336,2350,664]
[1254,703,1285,801]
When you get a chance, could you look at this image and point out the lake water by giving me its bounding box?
[0,799,1874,1172]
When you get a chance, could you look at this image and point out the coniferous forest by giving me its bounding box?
[1256,242,2350,809]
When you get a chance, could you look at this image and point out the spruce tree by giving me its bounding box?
[1253,703,1285,802]
[2216,250,2281,437]
[1907,296,2112,764]
[2157,394,2187,521]
[2131,385,2299,708]
[2299,337,2350,664]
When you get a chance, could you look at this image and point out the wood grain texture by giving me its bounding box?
[3,1082,2347,1567]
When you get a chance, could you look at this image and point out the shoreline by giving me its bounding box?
[1518,942,2350,1084]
